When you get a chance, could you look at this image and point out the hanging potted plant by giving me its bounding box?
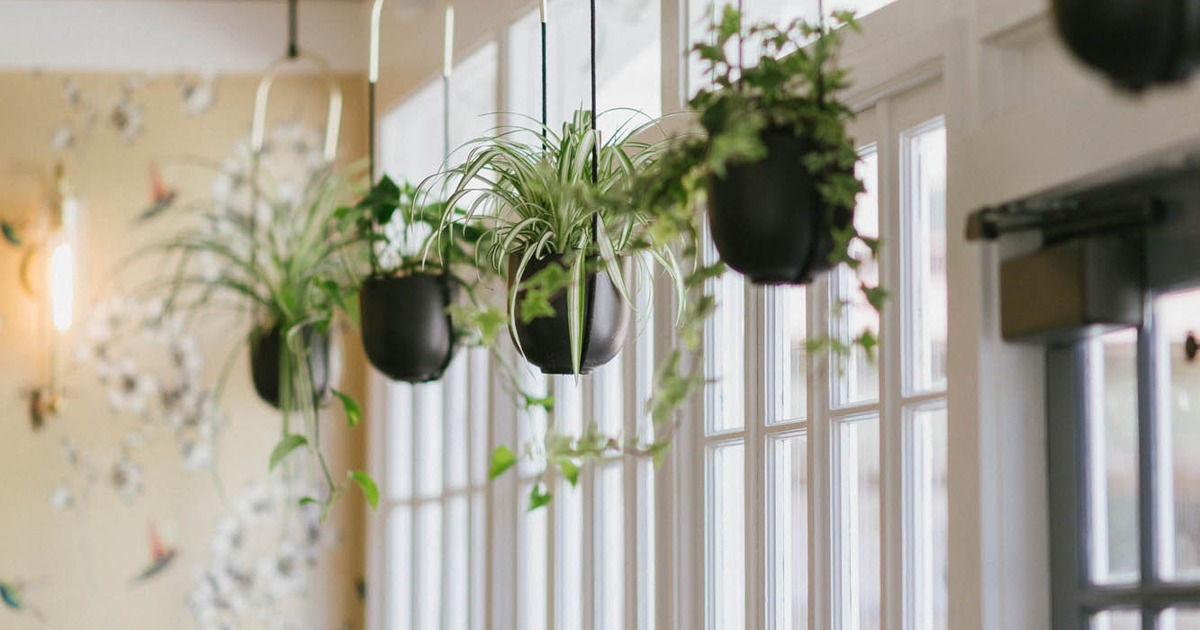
[335,174,484,382]
[639,6,876,289]
[436,110,671,376]
[1052,0,1191,90]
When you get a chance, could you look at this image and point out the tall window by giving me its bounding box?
[374,42,497,630]
[694,95,948,627]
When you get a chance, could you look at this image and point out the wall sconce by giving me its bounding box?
[2,164,80,428]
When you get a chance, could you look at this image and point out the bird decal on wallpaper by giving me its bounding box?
[0,579,46,622]
[131,522,178,584]
[138,162,178,222]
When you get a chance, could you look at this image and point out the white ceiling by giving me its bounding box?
[0,0,387,73]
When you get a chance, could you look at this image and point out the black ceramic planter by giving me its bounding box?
[508,253,631,375]
[359,273,458,383]
[1053,0,1196,89]
[707,128,849,286]
[249,324,332,410]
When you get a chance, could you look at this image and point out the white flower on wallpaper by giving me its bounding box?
[43,71,221,153]
[177,72,219,115]
[189,479,333,629]
[52,296,228,509]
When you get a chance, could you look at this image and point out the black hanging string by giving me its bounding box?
[287,0,299,59]
[589,0,598,186]
[588,0,600,244]
[368,80,377,185]
[541,13,548,149]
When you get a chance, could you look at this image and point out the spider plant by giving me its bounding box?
[132,161,376,519]
[433,109,684,376]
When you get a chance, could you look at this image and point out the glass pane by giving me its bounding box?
[554,374,585,434]
[445,357,470,491]
[470,348,491,487]
[519,481,549,630]
[1160,288,1200,580]
[596,463,626,630]
[1165,608,1200,629]
[557,478,584,629]
[706,233,746,434]
[637,459,657,630]
[706,441,746,630]
[769,287,807,424]
[416,382,445,497]
[835,416,881,630]
[907,405,948,630]
[1092,610,1142,630]
[449,43,498,165]
[471,492,487,630]
[832,148,880,408]
[903,121,948,395]
[520,373,549,478]
[416,504,444,630]
[767,432,809,630]
[389,383,414,500]
[1090,329,1140,584]
[388,506,413,628]
[596,351,625,435]
[445,496,470,630]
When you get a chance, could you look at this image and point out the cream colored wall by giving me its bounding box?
[0,71,368,630]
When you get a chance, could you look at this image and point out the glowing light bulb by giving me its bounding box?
[49,240,74,333]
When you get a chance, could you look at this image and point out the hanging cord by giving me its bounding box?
[288,0,299,59]
[441,1,455,274]
[369,0,384,186]
[540,0,548,150]
[736,0,744,86]
[588,0,600,242]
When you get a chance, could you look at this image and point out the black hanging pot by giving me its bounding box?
[507,253,631,375]
[249,323,333,410]
[707,127,851,286]
[1053,0,1198,90]
[359,273,458,383]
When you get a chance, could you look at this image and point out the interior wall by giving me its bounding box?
[0,70,369,630]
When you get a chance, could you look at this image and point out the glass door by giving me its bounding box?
[1048,285,1200,629]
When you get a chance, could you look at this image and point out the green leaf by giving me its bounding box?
[555,458,580,487]
[333,390,362,428]
[349,471,380,510]
[299,497,320,506]
[269,434,308,471]
[489,445,518,480]
[528,482,552,511]
[1,221,20,246]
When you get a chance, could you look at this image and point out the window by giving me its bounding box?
[372,2,952,629]
[1049,288,1200,629]
[691,97,948,627]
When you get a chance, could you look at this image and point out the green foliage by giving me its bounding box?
[269,434,308,471]
[528,482,552,511]
[134,160,374,516]
[349,470,380,510]
[489,445,517,480]
[333,390,362,428]
[1,220,20,246]
[433,110,685,377]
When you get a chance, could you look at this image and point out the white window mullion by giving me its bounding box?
[582,383,597,630]
[876,97,907,630]
[746,283,767,630]
[624,325,643,630]
[488,350,519,630]
[810,272,835,630]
